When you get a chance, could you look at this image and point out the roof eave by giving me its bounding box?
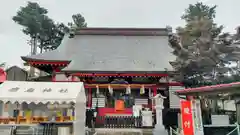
[21,56,70,63]
[176,82,240,96]
[74,27,170,36]
[62,70,171,74]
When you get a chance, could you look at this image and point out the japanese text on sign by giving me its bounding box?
[184,121,191,128]
[59,89,68,93]
[184,108,190,114]
[24,88,34,92]
[42,88,52,92]
[9,87,19,92]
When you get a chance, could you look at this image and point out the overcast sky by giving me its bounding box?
[0,0,239,67]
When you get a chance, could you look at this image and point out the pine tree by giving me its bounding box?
[169,2,240,87]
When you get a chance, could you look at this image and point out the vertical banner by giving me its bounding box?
[181,100,194,135]
[192,100,204,135]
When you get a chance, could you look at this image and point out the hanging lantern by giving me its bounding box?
[108,85,113,95]
[126,85,131,94]
[96,85,100,95]
[140,85,145,95]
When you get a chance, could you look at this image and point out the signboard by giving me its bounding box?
[181,100,194,135]
[115,100,125,111]
[192,100,204,135]
[169,86,185,108]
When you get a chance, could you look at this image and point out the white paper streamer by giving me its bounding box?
[148,88,151,98]
[126,85,131,94]
[108,85,113,95]
[96,85,100,95]
[140,85,145,94]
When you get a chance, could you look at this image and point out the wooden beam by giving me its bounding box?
[72,73,168,77]
[85,84,158,89]
[84,83,183,88]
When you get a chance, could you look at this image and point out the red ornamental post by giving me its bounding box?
[180,100,194,135]
[0,68,6,82]
[88,88,92,108]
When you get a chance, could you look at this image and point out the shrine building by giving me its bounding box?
[21,28,183,126]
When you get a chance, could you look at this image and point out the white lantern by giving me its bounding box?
[108,85,113,95]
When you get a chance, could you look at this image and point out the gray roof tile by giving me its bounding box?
[21,35,71,61]
[22,28,175,72]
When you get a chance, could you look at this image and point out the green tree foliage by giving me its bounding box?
[0,63,6,68]
[13,2,49,55]
[68,13,88,38]
[12,2,48,38]
[38,22,69,51]
[169,2,240,87]
[13,1,87,52]
[68,13,87,28]
[169,2,240,118]
[181,2,217,21]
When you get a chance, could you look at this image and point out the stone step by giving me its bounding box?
[93,128,153,135]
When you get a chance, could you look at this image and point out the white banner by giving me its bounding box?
[192,99,204,135]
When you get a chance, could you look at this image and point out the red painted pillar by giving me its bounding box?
[52,67,60,82]
[71,75,75,81]
[151,87,157,110]
[153,87,157,96]
[148,88,152,108]
[0,68,6,82]
[88,88,92,108]
[52,72,56,82]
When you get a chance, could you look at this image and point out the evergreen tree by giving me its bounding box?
[169,2,240,87]
[12,1,48,55]
[13,2,88,76]
[13,2,88,52]
[68,13,87,28]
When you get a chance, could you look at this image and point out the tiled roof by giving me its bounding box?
[22,28,175,72]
